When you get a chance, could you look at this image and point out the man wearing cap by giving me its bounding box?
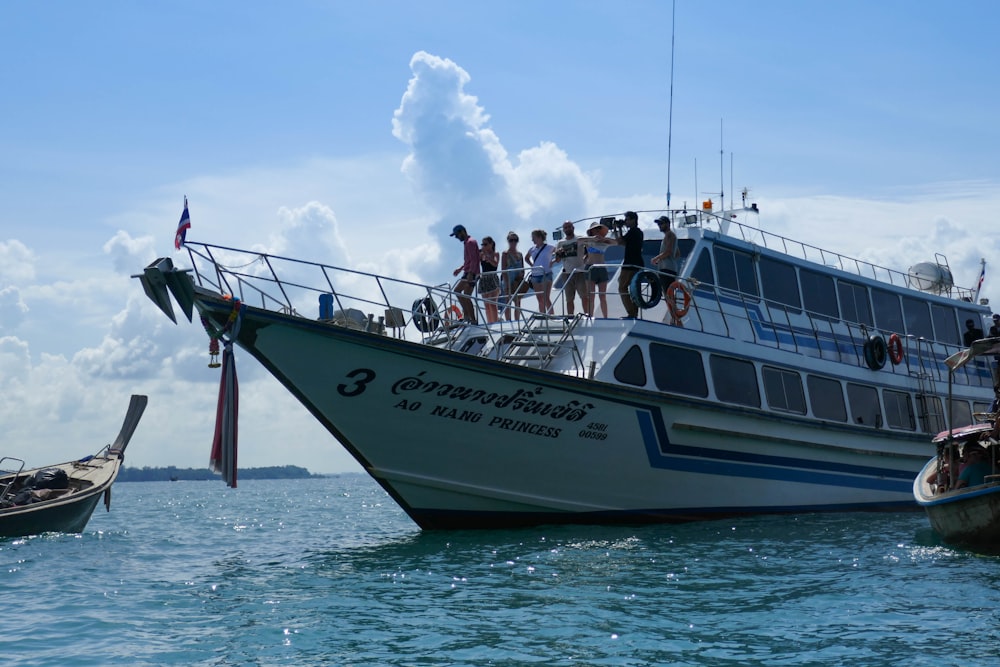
[554,221,586,316]
[614,211,644,318]
[651,215,680,289]
[450,224,480,324]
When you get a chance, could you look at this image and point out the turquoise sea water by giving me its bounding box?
[2,473,998,666]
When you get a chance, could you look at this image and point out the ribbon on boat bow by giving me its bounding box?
[208,299,244,488]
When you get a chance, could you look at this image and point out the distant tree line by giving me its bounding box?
[118,465,322,482]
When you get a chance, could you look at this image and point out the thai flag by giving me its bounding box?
[174,197,191,250]
[977,264,986,292]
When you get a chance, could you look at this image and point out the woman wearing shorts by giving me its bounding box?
[526,229,554,314]
[585,220,614,317]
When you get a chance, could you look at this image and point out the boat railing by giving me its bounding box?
[591,208,976,300]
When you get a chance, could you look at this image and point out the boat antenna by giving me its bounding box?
[719,119,724,215]
[666,0,676,208]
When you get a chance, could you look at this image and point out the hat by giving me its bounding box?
[449,225,466,237]
[587,220,608,235]
[654,215,670,226]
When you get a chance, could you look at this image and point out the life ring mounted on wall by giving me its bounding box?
[666,280,692,319]
[863,334,888,370]
[888,333,904,365]
[629,270,662,309]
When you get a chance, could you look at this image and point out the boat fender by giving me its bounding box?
[410,297,441,333]
[888,333,904,365]
[863,334,887,370]
[666,280,692,319]
[629,270,662,309]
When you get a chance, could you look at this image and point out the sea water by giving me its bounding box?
[2,474,998,666]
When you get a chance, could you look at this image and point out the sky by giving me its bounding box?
[2,0,999,474]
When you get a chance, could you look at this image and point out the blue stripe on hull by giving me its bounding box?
[636,409,913,494]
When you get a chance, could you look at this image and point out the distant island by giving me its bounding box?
[118,465,324,482]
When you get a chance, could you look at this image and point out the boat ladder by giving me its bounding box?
[500,314,584,371]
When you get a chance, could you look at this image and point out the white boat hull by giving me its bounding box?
[221,300,924,528]
[914,457,1000,548]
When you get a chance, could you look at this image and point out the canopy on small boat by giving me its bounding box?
[945,337,1000,370]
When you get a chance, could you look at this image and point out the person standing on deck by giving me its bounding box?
[450,224,480,324]
[614,211,644,318]
[554,220,586,316]
[651,215,680,292]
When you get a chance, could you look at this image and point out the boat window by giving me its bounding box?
[917,394,945,434]
[759,257,801,313]
[650,343,708,397]
[614,345,647,387]
[901,296,933,339]
[710,355,760,407]
[837,281,873,327]
[678,238,696,259]
[883,389,916,430]
[931,304,959,345]
[958,309,985,342]
[800,268,839,320]
[459,337,488,356]
[974,401,993,417]
[950,400,973,430]
[846,383,882,428]
[807,375,847,422]
[871,288,904,333]
[713,247,759,298]
[762,367,806,414]
[689,248,715,291]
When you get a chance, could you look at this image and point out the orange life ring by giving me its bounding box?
[666,280,692,319]
[445,305,463,321]
[888,333,904,365]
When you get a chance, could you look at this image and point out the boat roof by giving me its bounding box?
[945,337,1000,371]
[932,422,994,444]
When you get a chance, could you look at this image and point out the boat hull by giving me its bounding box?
[0,456,125,538]
[914,457,1000,548]
[207,298,928,529]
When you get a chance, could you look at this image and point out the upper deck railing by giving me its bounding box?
[571,207,976,301]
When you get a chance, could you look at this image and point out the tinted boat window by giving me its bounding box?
[759,257,801,313]
[807,375,847,422]
[846,383,881,427]
[710,355,760,407]
[958,309,985,343]
[918,395,945,434]
[650,343,708,397]
[931,304,959,345]
[614,344,647,387]
[689,248,715,290]
[883,389,915,430]
[713,247,759,298]
[902,296,934,339]
[762,367,806,414]
[800,268,839,320]
[871,288,904,333]
[837,281,873,326]
[950,400,973,429]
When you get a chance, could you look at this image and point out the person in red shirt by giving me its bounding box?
[450,225,480,324]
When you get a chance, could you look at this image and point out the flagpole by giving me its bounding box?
[973,257,986,303]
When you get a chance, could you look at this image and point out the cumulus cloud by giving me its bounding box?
[104,230,158,274]
[0,240,36,285]
[392,51,598,243]
[0,286,29,330]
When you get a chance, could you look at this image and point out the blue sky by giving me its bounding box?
[2,1,999,474]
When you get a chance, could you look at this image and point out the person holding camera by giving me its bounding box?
[526,229,555,314]
[615,211,644,318]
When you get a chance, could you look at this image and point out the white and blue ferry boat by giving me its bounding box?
[137,199,996,528]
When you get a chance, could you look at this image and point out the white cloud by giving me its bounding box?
[104,230,158,275]
[0,240,36,285]
[0,286,29,330]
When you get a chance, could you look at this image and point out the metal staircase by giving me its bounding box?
[501,314,584,371]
